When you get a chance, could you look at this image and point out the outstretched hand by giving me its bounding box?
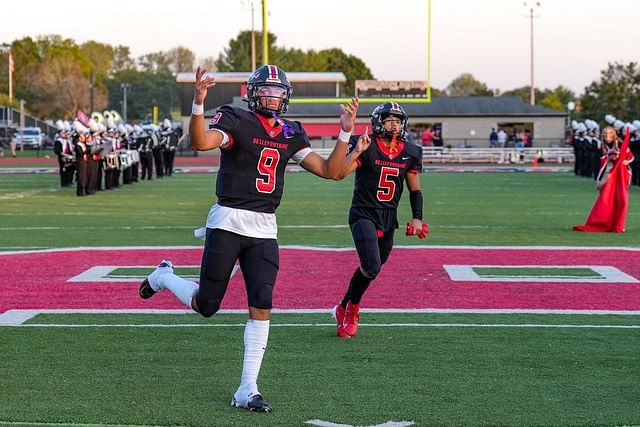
[194,66,216,105]
[339,97,359,133]
[354,126,371,154]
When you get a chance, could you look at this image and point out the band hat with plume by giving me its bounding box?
[73,120,89,135]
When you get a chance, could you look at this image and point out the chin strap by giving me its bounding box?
[271,111,294,138]
[388,131,399,154]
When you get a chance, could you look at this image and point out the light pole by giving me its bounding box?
[524,2,541,106]
[121,83,131,123]
[242,1,257,71]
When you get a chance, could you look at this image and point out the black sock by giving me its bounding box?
[341,268,373,307]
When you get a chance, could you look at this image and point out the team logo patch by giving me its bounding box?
[208,112,222,129]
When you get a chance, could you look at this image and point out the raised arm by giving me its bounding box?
[189,67,225,151]
[300,97,359,179]
[334,128,371,180]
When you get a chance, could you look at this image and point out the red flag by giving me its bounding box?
[76,110,90,127]
[573,129,633,233]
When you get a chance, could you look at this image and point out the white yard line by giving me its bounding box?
[1,244,640,254]
[2,308,639,327]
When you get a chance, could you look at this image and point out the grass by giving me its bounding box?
[1,171,639,249]
[1,170,640,426]
[1,313,639,427]
[473,267,602,278]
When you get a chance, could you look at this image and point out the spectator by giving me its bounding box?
[10,130,17,157]
[431,128,443,148]
[421,126,433,146]
[524,129,532,147]
[496,128,507,164]
[489,128,498,148]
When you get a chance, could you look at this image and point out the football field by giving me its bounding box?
[1,171,639,426]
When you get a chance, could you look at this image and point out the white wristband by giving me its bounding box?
[338,129,351,142]
[192,102,204,116]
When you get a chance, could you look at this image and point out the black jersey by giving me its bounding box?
[209,106,311,213]
[347,136,422,230]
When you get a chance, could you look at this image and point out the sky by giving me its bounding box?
[2,0,639,96]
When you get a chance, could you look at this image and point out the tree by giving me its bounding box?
[107,69,178,122]
[199,56,218,72]
[8,36,98,118]
[315,48,373,95]
[538,85,575,112]
[580,61,640,121]
[138,51,172,74]
[215,31,276,71]
[113,45,135,72]
[167,46,195,73]
[446,73,494,96]
[501,86,534,103]
[80,41,114,76]
[215,31,374,95]
[27,56,90,118]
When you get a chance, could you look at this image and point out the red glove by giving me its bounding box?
[405,222,429,239]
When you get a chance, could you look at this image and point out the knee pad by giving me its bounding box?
[196,295,221,318]
[247,282,274,310]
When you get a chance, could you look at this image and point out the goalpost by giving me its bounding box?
[260,0,432,104]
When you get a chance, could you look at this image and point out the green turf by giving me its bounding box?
[2,313,639,427]
[109,267,200,279]
[2,170,640,426]
[473,267,602,278]
[1,171,639,249]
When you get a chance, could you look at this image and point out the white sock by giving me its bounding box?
[155,273,198,309]
[236,319,270,399]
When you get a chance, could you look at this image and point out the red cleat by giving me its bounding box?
[333,304,351,338]
[342,302,361,337]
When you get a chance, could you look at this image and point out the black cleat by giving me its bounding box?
[139,278,156,299]
[231,394,272,413]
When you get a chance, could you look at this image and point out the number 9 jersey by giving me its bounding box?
[209,106,312,213]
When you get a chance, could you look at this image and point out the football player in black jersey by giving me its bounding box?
[139,64,360,412]
[332,102,427,338]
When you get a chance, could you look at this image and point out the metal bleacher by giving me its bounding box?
[313,146,575,165]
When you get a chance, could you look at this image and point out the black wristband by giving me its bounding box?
[409,190,423,220]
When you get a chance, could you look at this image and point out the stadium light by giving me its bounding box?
[262,0,269,65]
[241,0,257,71]
[121,83,131,123]
[524,2,541,106]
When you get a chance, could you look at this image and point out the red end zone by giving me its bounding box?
[1,246,639,312]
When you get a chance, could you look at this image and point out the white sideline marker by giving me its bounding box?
[444,265,639,283]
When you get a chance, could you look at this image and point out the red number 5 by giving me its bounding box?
[256,148,280,193]
[377,166,399,201]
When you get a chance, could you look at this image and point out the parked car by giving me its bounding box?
[16,127,43,149]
